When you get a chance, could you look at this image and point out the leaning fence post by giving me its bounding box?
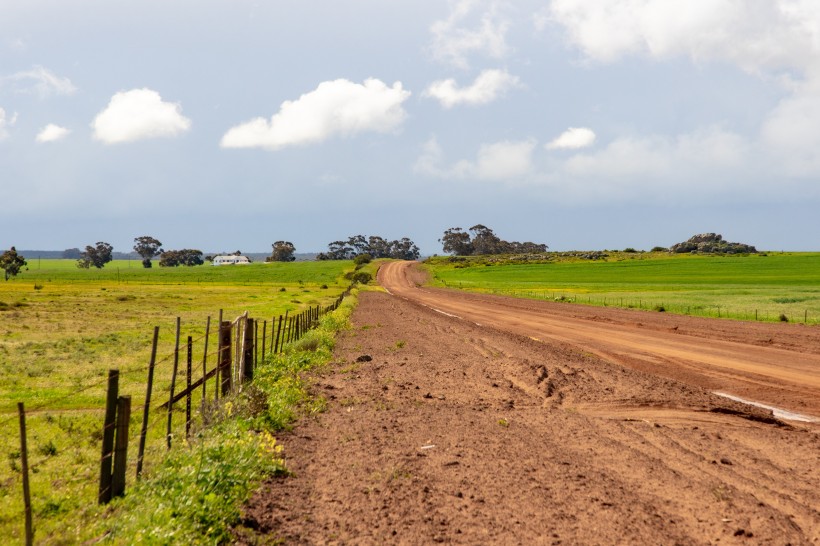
[166,317,181,450]
[99,369,119,504]
[112,395,131,498]
[18,402,33,546]
[137,327,159,480]
[219,321,232,396]
[243,318,255,382]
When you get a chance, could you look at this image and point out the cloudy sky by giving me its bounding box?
[1,0,818,254]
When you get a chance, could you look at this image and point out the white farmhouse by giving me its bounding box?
[212,255,251,266]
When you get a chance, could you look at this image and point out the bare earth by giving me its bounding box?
[237,261,820,545]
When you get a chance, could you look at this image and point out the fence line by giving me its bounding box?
[486,288,818,325]
[7,285,353,541]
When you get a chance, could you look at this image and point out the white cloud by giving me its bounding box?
[92,88,191,144]
[0,108,18,140]
[6,65,77,98]
[546,127,596,150]
[415,137,536,180]
[760,84,820,176]
[430,0,511,69]
[221,78,411,151]
[547,0,820,77]
[36,124,71,143]
[424,68,520,108]
[563,127,749,181]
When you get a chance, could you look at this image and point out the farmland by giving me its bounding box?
[423,252,820,324]
[0,259,353,542]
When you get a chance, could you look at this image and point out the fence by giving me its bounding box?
[5,288,350,544]
[486,288,819,325]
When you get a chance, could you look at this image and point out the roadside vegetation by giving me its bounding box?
[424,251,820,324]
[0,260,354,542]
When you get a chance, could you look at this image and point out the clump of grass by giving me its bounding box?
[654,305,666,312]
[34,283,44,291]
[779,313,789,322]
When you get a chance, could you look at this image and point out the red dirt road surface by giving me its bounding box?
[237,261,820,545]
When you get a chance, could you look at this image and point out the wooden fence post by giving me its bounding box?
[219,321,232,396]
[254,319,259,368]
[166,317,181,450]
[201,316,210,406]
[18,403,33,546]
[112,395,131,498]
[137,327,159,480]
[274,315,283,354]
[99,369,119,504]
[243,318,255,382]
[261,320,267,363]
[186,336,192,439]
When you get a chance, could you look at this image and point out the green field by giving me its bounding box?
[0,259,354,542]
[424,252,820,324]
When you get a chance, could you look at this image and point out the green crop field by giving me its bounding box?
[0,259,354,541]
[424,252,820,324]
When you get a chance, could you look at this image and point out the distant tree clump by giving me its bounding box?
[77,242,114,269]
[669,233,757,254]
[62,248,81,259]
[159,249,204,267]
[439,225,547,256]
[133,236,163,268]
[0,247,27,281]
[316,235,420,261]
[269,241,296,262]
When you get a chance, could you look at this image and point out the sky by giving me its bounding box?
[1,0,819,255]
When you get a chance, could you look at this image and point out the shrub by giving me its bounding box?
[351,271,372,285]
[353,253,372,266]
[623,247,638,253]
[779,313,789,322]
[650,246,668,252]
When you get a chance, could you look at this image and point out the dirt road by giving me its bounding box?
[379,261,820,419]
[237,262,820,545]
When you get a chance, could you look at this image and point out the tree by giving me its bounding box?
[439,227,473,256]
[317,234,421,261]
[133,236,163,268]
[469,224,504,255]
[62,248,81,259]
[77,242,114,269]
[159,249,203,267]
[270,241,296,262]
[440,225,547,256]
[0,247,27,281]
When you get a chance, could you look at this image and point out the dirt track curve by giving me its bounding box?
[380,261,820,420]
[236,261,820,545]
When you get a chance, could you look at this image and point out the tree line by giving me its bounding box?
[316,235,420,261]
[439,225,547,256]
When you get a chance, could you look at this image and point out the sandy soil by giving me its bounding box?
[235,262,820,545]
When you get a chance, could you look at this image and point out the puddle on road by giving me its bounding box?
[713,392,820,423]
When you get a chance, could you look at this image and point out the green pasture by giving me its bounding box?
[424,252,820,324]
[0,259,353,541]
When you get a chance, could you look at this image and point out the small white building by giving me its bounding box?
[212,255,251,266]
